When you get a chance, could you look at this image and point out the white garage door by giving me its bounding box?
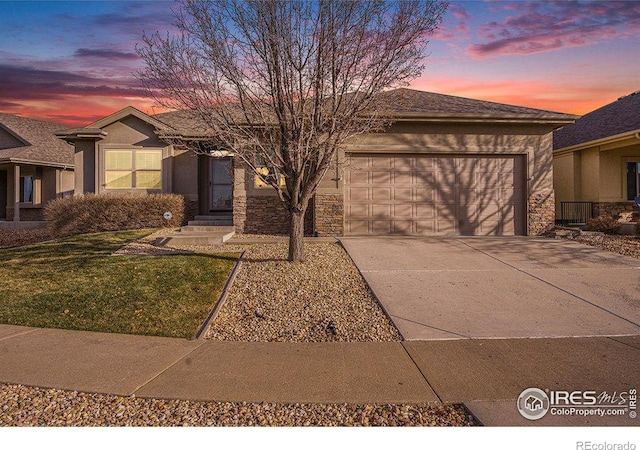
[344,154,526,236]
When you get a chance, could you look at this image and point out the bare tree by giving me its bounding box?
[137,0,447,261]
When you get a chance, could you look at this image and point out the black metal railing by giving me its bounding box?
[559,201,594,226]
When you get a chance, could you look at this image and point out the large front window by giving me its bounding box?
[105,149,162,189]
[626,162,640,200]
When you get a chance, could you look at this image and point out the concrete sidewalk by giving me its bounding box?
[0,324,637,426]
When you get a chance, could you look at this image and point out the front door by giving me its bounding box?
[0,170,7,219]
[209,158,233,212]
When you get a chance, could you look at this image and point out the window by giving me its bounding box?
[20,171,42,205]
[20,176,34,202]
[254,155,285,188]
[626,162,640,201]
[105,149,162,190]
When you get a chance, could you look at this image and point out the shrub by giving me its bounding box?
[45,193,185,237]
[586,215,621,235]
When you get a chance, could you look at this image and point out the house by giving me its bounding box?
[553,91,640,223]
[525,395,543,412]
[0,113,74,223]
[57,88,576,237]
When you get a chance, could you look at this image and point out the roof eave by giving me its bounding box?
[554,129,640,155]
[0,157,74,169]
[56,128,108,142]
[391,113,578,125]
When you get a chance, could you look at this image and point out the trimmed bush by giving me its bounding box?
[45,193,185,237]
[587,215,621,235]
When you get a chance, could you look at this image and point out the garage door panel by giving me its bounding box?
[372,204,391,218]
[372,220,392,234]
[394,188,413,201]
[393,220,413,234]
[345,154,525,236]
[393,204,412,217]
[393,172,413,184]
[371,188,391,201]
[415,203,436,219]
[347,220,370,234]
[415,188,435,202]
[416,220,436,234]
[348,171,369,184]
[348,203,369,218]
[347,187,370,201]
[371,171,391,184]
[372,158,392,169]
[393,157,414,170]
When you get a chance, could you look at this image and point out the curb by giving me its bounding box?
[194,250,246,339]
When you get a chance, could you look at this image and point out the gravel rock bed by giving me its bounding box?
[551,229,640,259]
[0,383,475,427]
[206,242,401,342]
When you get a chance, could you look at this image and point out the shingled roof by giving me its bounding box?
[151,88,576,135]
[0,113,74,166]
[554,90,640,150]
[377,88,576,121]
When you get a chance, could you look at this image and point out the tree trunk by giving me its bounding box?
[288,209,306,262]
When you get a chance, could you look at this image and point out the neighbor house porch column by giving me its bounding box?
[13,164,20,222]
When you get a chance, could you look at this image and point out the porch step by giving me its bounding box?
[189,214,233,226]
[193,214,231,221]
[180,225,235,233]
[188,219,233,226]
[155,229,235,247]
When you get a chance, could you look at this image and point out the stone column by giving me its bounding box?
[13,164,20,222]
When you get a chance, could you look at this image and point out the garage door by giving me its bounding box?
[344,154,525,236]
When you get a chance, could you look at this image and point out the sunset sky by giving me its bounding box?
[1,0,639,127]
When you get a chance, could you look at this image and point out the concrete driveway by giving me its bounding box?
[340,237,640,340]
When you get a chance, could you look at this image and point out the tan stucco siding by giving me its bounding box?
[102,116,166,147]
[0,127,24,149]
[59,169,74,196]
[172,149,198,201]
[599,145,640,201]
[579,147,600,202]
[74,140,95,194]
[553,153,575,215]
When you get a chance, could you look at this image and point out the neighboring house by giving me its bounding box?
[553,91,640,223]
[57,88,575,236]
[0,113,74,222]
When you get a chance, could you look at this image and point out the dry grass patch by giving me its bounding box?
[0,231,238,338]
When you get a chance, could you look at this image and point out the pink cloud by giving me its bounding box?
[467,1,640,58]
[409,76,633,115]
[449,3,470,20]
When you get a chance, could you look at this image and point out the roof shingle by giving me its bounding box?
[0,113,74,166]
[553,91,640,150]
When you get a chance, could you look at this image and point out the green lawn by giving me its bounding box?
[0,230,239,338]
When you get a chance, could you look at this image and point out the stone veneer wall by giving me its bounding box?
[528,190,555,235]
[183,199,199,224]
[6,207,44,221]
[243,195,313,235]
[314,193,343,237]
[232,194,247,233]
[593,202,638,218]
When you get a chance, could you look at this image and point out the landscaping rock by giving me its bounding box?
[206,243,402,342]
[0,383,475,426]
